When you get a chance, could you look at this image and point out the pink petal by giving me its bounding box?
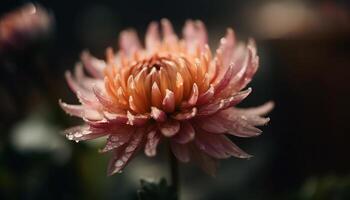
[197,84,215,105]
[218,28,236,70]
[100,127,135,153]
[195,130,251,159]
[172,121,195,144]
[159,119,180,137]
[59,100,103,121]
[126,111,149,126]
[235,39,259,91]
[93,86,123,113]
[172,107,197,120]
[65,71,90,96]
[235,101,274,116]
[81,51,105,78]
[170,142,190,162]
[162,89,175,113]
[161,18,178,46]
[190,145,218,177]
[218,107,270,137]
[181,83,198,108]
[104,112,128,124]
[119,29,141,56]
[195,133,231,159]
[107,128,144,175]
[195,115,227,134]
[145,22,161,53]
[183,20,208,54]
[144,130,161,157]
[150,107,167,122]
[197,88,251,116]
[213,63,235,95]
[64,125,108,141]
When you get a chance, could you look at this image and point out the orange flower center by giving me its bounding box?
[104,47,213,115]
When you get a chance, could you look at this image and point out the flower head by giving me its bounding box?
[60,19,273,176]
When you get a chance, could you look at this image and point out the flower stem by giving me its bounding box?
[168,144,179,199]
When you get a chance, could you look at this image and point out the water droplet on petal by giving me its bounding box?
[115,160,124,167]
[67,135,74,140]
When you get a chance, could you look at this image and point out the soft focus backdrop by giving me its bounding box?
[1,0,350,199]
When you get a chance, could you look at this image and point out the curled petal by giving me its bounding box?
[172,121,195,144]
[65,71,93,97]
[235,101,274,116]
[93,86,123,113]
[159,119,180,137]
[81,51,105,78]
[197,84,214,105]
[181,83,198,108]
[172,107,197,120]
[150,107,167,122]
[162,89,175,113]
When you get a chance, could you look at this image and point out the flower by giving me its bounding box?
[0,3,53,51]
[60,19,273,176]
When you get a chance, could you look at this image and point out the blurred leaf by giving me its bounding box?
[137,178,177,200]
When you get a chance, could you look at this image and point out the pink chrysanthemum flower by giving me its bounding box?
[60,19,273,176]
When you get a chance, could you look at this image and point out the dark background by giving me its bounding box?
[1,0,350,199]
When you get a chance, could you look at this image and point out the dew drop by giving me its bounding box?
[67,135,74,140]
[75,140,80,143]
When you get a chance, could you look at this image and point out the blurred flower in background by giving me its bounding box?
[0,3,53,52]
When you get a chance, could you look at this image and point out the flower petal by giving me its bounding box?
[159,119,180,137]
[197,84,214,105]
[170,142,190,162]
[171,107,197,120]
[150,107,167,122]
[162,89,175,113]
[145,22,161,53]
[100,126,135,153]
[59,100,103,121]
[144,130,161,157]
[195,131,252,159]
[172,121,195,144]
[64,125,108,141]
[183,19,208,54]
[107,128,144,175]
[126,111,149,126]
[197,88,251,116]
[81,51,105,78]
[119,29,141,56]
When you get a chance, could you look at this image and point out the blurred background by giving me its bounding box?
[1,0,350,199]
